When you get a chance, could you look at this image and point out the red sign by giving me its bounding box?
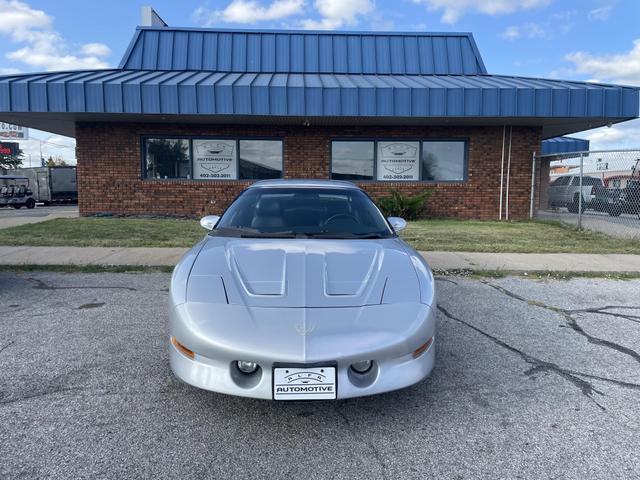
[0,142,19,156]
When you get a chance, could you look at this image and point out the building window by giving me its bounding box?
[144,138,191,179]
[331,139,467,182]
[331,141,374,180]
[239,140,283,179]
[421,141,466,182]
[144,137,284,181]
[193,139,237,180]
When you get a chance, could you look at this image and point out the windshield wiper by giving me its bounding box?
[212,227,306,239]
[305,232,387,239]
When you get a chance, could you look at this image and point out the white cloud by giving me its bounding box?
[412,0,550,24]
[300,0,375,29]
[501,23,546,41]
[565,39,640,86]
[501,26,520,40]
[0,0,111,72]
[80,43,111,57]
[578,120,640,151]
[193,0,305,25]
[588,5,612,21]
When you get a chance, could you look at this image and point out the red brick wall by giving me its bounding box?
[75,122,541,219]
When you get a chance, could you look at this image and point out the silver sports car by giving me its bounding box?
[169,179,437,400]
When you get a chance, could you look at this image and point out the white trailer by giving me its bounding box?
[0,166,77,203]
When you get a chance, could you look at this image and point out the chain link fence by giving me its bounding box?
[531,149,640,239]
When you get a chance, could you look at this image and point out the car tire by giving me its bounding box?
[26,198,36,209]
[608,207,622,217]
[568,195,585,214]
[13,204,21,209]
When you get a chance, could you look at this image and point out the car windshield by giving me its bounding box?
[212,187,394,239]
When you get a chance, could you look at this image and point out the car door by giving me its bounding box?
[549,176,568,206]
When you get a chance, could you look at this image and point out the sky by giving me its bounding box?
[0,0,639,165]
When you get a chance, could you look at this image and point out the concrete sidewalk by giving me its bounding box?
[1,245,640,272]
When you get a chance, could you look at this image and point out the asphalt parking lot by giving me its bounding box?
[1,272,639,479]
[537,208,640,239]
[0,205,78,219]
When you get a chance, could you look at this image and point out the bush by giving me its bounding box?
[376,189,432,220]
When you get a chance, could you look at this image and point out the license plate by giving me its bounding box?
[273,366,336,400]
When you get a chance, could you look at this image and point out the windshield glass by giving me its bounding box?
[213,187,394,239]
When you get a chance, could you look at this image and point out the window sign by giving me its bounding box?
[376,141,420,181]
[193,139,237,180]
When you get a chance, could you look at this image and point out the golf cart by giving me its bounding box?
[0,175,36,209]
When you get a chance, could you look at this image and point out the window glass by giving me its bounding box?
[193,139,237,180]
[331,141,374,180]
[144,138,191,179]
[421,141,466,181]
[377,141,420,181]
[239,140,283,179]
[215,187,392,239]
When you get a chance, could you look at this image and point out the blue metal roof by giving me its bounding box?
[0,70,637,119]
[0,26,638,138]
[541,136,590,155]
[119,27,488,75]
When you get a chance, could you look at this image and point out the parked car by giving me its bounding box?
[548,175,604,213]
[169,179,437,400]
[598,179,640,217]
[0,175,36,209]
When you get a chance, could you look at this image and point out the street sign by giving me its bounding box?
[0,123,28,140]
[0,142,19,156]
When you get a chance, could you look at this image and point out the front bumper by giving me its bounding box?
[169,302,437,400]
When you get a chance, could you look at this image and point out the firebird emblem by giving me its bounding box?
[295,323,315,336]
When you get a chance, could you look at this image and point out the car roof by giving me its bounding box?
[248,179,361,190]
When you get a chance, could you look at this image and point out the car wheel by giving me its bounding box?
[568,195,585,214]
[13,204,22,209]
[608,206,622,217]
[26,198,36,209]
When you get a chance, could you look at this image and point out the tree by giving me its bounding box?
[0,146,23,169]
[45,156,68,167]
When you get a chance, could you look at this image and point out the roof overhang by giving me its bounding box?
[0,111,632,139]
[0,70,637,140]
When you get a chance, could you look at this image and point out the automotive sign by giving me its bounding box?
[0,123,28,140]
[376,141,420,181]
[193,139,237,179]
[0,142,19,156]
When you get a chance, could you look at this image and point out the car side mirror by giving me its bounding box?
[200,215,220,231]
[387,217,407,233]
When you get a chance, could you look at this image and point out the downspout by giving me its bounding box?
[505,126,513,221]
[499,126,506,220]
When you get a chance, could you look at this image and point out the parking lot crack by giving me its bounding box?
[28,278,137,291]
[567,306,640,325]
[437,305,606,410]
[0,340,14,355]
[335,407,389,479]
[482,282,640,365]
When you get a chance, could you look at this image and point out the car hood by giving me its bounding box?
[187,237,422,308]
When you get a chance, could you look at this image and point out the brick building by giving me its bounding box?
[0,9,637,219]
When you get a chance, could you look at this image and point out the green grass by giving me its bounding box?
[0,264,174,274]
[0,216,638,254]
[0,217,204,248]
[402,219,640,254]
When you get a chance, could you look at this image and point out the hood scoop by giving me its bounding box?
[231,245,287,296]
[224,241,385,307]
